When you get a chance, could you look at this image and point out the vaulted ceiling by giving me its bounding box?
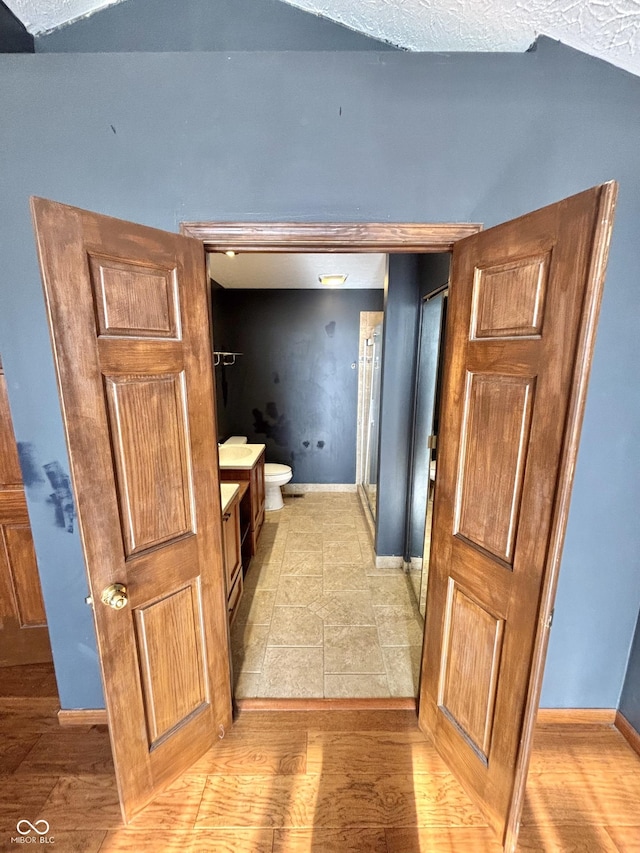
[6,0,640,77]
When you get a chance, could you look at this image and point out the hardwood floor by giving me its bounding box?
[1,666,639,851]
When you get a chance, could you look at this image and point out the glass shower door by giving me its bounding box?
[363,323,383,518]
[407,291,447,615]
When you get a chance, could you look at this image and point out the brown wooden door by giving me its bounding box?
[31,198,232,822]
[419,183,617,852]
[0,357,52,666]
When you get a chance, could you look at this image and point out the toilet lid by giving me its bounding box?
[264,463,291,476]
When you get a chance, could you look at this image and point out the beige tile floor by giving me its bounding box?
[230,492,425,699]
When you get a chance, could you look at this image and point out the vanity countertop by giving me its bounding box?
[218,443,265,470]
[220,483,240,514]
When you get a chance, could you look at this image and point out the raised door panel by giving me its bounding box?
[0,373,23,487]
[0,360,51,665]
[89,254,180,339]
[454,373,535,566]
[135,583,207,745]
[439,580,504,759]
[105,373,194,556]
[471,252,550,339]
[1,524,47,626]
[419,184,617,852]
[32,198,231,822]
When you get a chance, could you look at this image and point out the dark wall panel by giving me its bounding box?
[376,253,451,557]
[0,41,639,708]
[212,288,383,483]
[418,253,450,298]
[619,611,640,735]
[36,0,396,52]
[0,1,34,52]
[376,255,420,556]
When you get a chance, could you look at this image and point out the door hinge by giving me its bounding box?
[427,434,437,450]
[545,609,555,630]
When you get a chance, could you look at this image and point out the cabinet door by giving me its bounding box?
[222,500,241,590]
[251,455,265,534]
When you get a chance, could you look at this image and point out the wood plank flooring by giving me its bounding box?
[1,669,640,852]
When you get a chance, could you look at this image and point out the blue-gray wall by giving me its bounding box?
[36,0,396,52]
[619,612,640,734]
[0,1,33,52]
[1,38,639,710]
[211,288,383,482]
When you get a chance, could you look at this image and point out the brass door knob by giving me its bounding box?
[101,583,128,610]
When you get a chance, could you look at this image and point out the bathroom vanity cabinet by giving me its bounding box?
[219,448,265,558]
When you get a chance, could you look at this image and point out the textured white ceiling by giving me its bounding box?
[283,0,640,76]
[5,0,640,77]
[208,252,387,290]
[4,0,111,32]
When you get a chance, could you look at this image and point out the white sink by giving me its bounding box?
[218,443,265,469]
[219,445,253,462]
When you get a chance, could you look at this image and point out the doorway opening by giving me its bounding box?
[182,222,481,704]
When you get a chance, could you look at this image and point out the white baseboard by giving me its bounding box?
[375,555,404,569]
[283,483,357,493]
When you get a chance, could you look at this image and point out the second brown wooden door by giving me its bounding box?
[419,183,617,852]
[0,357,52,667]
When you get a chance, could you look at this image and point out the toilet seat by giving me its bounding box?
[265,463,292,477]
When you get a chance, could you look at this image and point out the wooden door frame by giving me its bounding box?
[180,221,482,253]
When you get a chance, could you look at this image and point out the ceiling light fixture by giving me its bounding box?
[225,251,236,258]
[318,273,348,287]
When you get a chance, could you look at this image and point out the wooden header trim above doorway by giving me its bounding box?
[179,221,483,253]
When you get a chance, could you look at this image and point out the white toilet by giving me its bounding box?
[263,463,293,511]
[223,436,292,511]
